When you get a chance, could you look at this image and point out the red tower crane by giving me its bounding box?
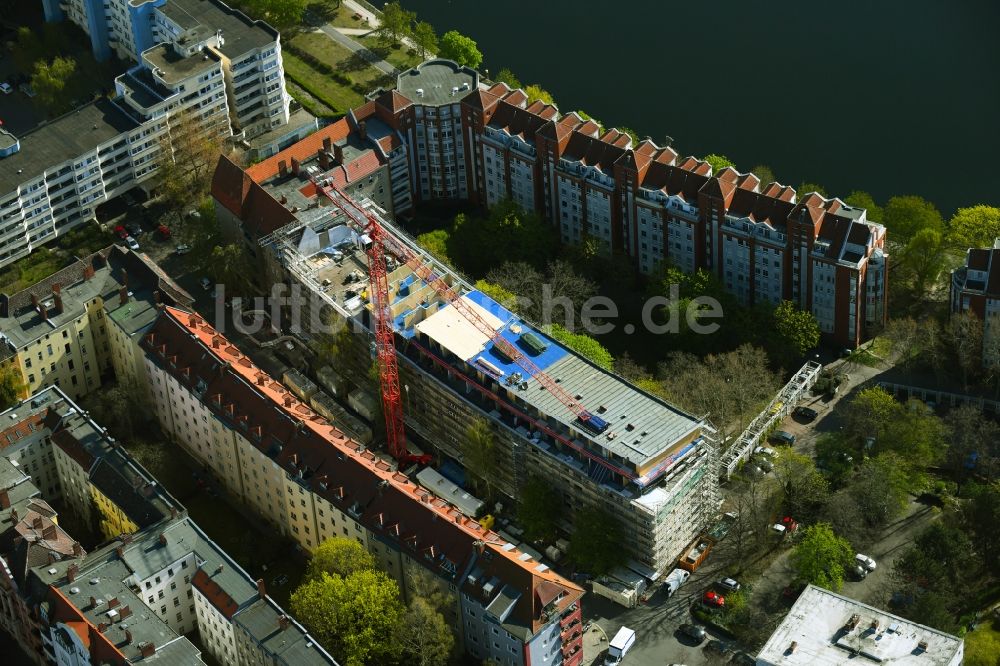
[315,181,674,483]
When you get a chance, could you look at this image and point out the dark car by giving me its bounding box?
[731,651,756,665]
[678,623,707,642]
[794,406,819,421]
[705,639,733,656]
[769,430,796,446]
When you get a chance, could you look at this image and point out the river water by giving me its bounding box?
[401,0,1000,215]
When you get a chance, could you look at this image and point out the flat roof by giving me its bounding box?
[0,99,138,192]
[160,0,277,59]
[397,59,478,107]
[757,585,963,666]
[415,466,484,517]
[142,43,220,86]
[414,295,504,361]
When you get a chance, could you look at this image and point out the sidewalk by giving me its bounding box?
[315,23,395,76]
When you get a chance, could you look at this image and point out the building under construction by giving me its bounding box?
[251,189,719,575]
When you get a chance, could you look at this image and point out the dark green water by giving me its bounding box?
[402,0,1000,215]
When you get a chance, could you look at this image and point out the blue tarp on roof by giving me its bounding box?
[464,290,568,374]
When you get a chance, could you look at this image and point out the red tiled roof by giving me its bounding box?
[211,156,296,238]
[192,568,240,619]
[375,89,414,115]
[0,414,44,451]
[247,120,353,183]
[141,308,583,638]
[51,429,95,472]
[48,586,126,665]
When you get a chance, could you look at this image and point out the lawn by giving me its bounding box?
[0,223,114,293]
[357,34,424,71]
[965,618,1000,666]
[282,51,364,114]
[284,31,395,113]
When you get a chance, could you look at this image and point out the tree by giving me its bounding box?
[844,191,883,223]
[797,182,828,197]
[524,84,554,105]
[568,507,625,575]
[450,200,558,271]
[0,363,26,409]
[702,154,735,174]
[31,56,76,114]
[843,386,900,444]
[375,1,415,45]
[944,406,1000,479]
[306,537,376,582]
[518,476,561,542]
[772,451,830,522]
[495,68,522,88]
[79,381,150,440]
[791,523,853,591]
[462,417,498,499]
[399,597,454,666]
[415,229,452,266]
[772,300,820,357]
[945,310,984,387]
[208,244,254,295]
[949,205,1000,250]
[475,279,519,311]
[847,454,911,527]
[157,111,228,223]
[485,259,595,330]
[412,21,437,58]
[245,0,307,28]
[902,228,947,295]
[547,324,613,370]
[883,195,944,244]
[290,570,403,666]
[751,164,777,187]
[618,126,640,146]
[964,483,1000,575]
[439,30,483,68]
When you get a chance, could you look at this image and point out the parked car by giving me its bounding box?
[702,591,725,607]
[794,406,819,421]
[157,224,171,239]
[114,225,128,239]
[705,639,733,656]
[126,222,143,236]
[773,516,798,535]
[851,564,868,581]
[755,445,777,458]
[174,244,191,255]
[717,577,741,592]
[769,430,796,446]
[732,651,757,665]
[754,456,774,473]
[0,82,11,94]
[678,623,706,642]
[856,553,877,571]
[199,277,213,291]
[125,236,140,251]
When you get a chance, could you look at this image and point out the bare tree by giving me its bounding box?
[157,110,231,225]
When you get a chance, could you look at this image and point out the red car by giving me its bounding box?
[702,591,725,607]
[780,516,799,532]
[157,224,171,239]
[114,225,127,239]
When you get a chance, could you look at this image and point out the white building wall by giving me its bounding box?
[136,552,198,634]
[811,261,836,334]
[194,587,239,665]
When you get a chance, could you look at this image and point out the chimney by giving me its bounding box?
[322,137,332,152]
[140,642,155,658]
[32,516,43,530]
[279,194,287,205]
[158,533,167,547]
[291,157,300,175]
[170,506,177,520]
[318,149,329,170]
[122,533,133,545]
[97,622,108,634]
[278,160,288,177]
[120,268,128,288]
[9,508,16,524]
[153,290,161,305]
[0,489,9,509]
[119,285,128,305]
[42,524,57,540]
[283,396,292,407]
[72,542,82,557]
[82,264,95,281]
[67,564,79,583]
[256,578,266,598]
[108,597,120,609]
[36,297,48,320]
[333,142,344,165]
[89,596,98,610]
[215,564,224,575]
[358,120,367,139]
[120,605,132,619]
[124,629,133,645]
[278,615,290,631]
[256,374,265,386]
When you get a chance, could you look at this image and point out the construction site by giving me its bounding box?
[255,169,722,576]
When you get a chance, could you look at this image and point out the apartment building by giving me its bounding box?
[0,387,337,666]
[142,306,587,666]
[950,239,1000,366]
[219,164,719,578]
[349,60,889,346]
[0,455,82,663]
[0,245,192,403]
[0,0,301,270]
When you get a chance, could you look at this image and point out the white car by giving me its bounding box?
[755,445,777,458]
[125,235,140,251]
[199,277,213,291]
[0,83,11,95]
[856,553,877,571]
